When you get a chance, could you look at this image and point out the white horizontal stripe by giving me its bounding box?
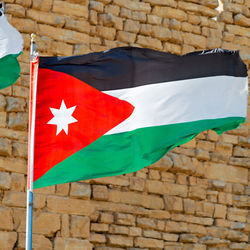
[0,15,23,59]
[104,75,248,135]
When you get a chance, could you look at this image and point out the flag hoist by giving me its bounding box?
[26,33,39,250]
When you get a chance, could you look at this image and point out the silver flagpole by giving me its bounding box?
[26,33,38,250]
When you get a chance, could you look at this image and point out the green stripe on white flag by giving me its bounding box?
[0,15,23,89]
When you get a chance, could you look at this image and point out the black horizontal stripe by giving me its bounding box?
[39,47,247,91]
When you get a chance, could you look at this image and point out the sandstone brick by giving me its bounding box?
[144,0,177,7]
[70,182,91,199]
[71,215,90,238]
[189,185,206,200]
[5,4,25,17]
[129,177,145,191]
[143,229,161,239]
[91,223,109,232]
[10,17,37,34]
[113,0,151,13]
[61,214,70,237]
[183,199,195,215]
[152,6,187,21]
[89,233,106,243]
[214,204,227,219]
[47,196,94,215]
[115,213,135,226]
[54,238,92,250]
[135,237,164,249]
[164,196,183,212]
[38,24,90,44]
[8,112,28,130]
[27,9,65,27]
[147,14,162,25]
[227,208,248,222]
[165,221,188,233]
[117,31,136,44]
[137,35,162,50]
[0,171,11,189]
[0,231,17,250]
[17,233,52,250]
[32,0,52,11]
[33,212,61,236]
[92,185,108,201]
[179,234,198,243]
[89,0,103,12]
[104,4,120,16]
[227,230,248,242]
[226,24,250,38]
[0,207,13,230]
[109,224,129,235]
[124,19,140,33]
[53,1,88,19]
[108,235,133,247]
[109,189,164,209]
[196,201,215,217]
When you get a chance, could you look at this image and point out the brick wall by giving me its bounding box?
[0,0,249,249]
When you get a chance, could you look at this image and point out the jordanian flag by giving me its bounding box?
[33,47,248,189]
[0,13,23,89]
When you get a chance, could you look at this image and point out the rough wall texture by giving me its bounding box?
[0,0,249,249]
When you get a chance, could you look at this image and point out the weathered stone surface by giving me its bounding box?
[0,231,17,250]
[54,238,92,250]
[135,237,164,249]
[204,163,248,185]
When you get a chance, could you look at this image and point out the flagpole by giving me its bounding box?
[26,33,38,250]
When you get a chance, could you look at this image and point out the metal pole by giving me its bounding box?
[26,33,38,250]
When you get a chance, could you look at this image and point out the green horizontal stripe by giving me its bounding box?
[34,117,245,189]
[0,53,21,89]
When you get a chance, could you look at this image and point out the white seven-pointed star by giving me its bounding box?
[47,100,78,136]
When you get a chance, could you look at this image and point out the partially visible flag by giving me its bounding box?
[32,47,248,189]
[0,13,23,89]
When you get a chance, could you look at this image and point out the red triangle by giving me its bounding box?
[34,68,134,182]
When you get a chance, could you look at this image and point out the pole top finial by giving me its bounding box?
[31,33,36,42]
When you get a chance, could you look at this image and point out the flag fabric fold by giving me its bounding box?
[33,47,248,189]
[0,14,23,89]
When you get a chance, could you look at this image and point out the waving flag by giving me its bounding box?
[33,47,248,188]
[0,13,23,89]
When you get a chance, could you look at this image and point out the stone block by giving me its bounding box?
[109,224,129,235]
[227,208,248,222]
[71,215,90,238]
[92,185,109,201]
[8,112,28,130]
[0,231,17,250]
[137,35,162,50]
[32,0,53,11]
[214,204,227,219]
[183,199,195,215]
[179,234,198,243]
[91,223,109,232]
[196,201,215,217]
[70,182,91,199]
[54,238,92,250]
[0,171,11,189]
[53,1,88,18]
[109,190,164,209]
[164,196,183,212]
[113,0,151,13]
[108,235,133,247]
[0,207,13,230]
[135,237,164,249]
[33,212,61,236]
[205,163,248,185]
[152,6,187,21]
[189,185,206,200]
[89,233,106,243]
[143,229,161,239]
[146,180,188,197]
[115,213,135,226]
[129,227,142,237]
[99,212,114,224]
[47,196,94,215]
